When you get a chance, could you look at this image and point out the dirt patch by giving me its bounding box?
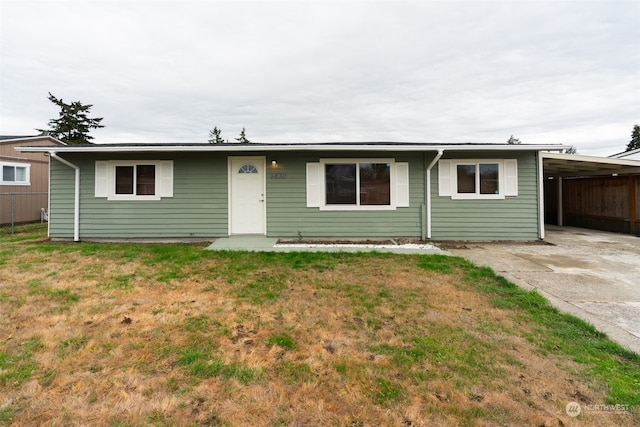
[434,239,555,250]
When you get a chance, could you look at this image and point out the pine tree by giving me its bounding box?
[506,135,521,144]
[36,92,104,144]
[235,127,250,143]
[626,124,640,152]
[208,126,224,144]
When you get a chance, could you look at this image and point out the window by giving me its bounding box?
[115,165,156,195]
[325,162,391,207]
[238,163,258,174]
[306,159,409,210]
[1,162,30,185]
[438,159,518,199]
[95,160,173,201]
[455,162,499,195]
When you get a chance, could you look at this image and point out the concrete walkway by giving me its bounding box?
[206,235,446,255]
[449,226,640,354]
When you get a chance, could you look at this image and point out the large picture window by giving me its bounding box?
[306,159,408,210]
[1,162,30,185]
[325,162,391,207]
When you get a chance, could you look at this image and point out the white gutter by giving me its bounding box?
[538,152,545,240]
[50,152,80,242]
[16,143,568,154]
[426,149,444,239]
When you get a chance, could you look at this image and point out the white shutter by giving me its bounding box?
[503,159,518,196]
[395,162,410,207]
[158,161,174,198]
[306,163,321,207]
[95,161,108,197]
[438,159,452,196]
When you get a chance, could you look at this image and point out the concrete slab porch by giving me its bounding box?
[206,235,446,254]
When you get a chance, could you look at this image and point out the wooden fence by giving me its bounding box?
[545,175,639,236]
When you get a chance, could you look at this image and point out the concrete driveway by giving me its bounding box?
[448,225,640,354]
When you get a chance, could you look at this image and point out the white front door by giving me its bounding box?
[229,157,266,234]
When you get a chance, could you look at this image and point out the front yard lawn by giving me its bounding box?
[0,224,638,426]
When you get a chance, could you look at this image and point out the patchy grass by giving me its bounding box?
[0,223,638,426]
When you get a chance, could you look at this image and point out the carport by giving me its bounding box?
[542,152,640,236]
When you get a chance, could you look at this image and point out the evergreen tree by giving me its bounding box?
[36,92,104,144]
[564,146,577,154]
[626,124,640,151]
[208,126,224,144]
[235,127,250,143]
[506,135,521,144]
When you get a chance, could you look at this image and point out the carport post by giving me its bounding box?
[629,175,636,235]
[557,176,563,226]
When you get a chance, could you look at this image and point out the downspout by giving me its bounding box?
[426,149,444,239]
[538,152,545,240]
[50,152,80,242]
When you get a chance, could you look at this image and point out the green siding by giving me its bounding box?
[431,151,540,240]
[48,149,542,241]
[50,153,228,240]
[266,151,424,238]
[49,158,75,238]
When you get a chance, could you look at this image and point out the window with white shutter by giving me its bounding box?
[438,159,518,200]
[95,160,174,201]
[306,159,409,210]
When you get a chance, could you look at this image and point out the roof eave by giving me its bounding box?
[2,136,65,145]
[15,143,567,154]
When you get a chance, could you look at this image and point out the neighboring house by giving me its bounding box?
[610,148,640,161]
[16,142,568,242]
[0,135,64,225]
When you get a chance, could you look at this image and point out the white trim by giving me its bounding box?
[96,160,173,201]
[227,156,267,235]
[94,161,108,197]
[447,159,507,200]
[426,150,444,239]
[3,136,64,145]
[306,163,321,208]
[542,151,640,167]
[437,159,452,197]
[16,143,568,154]
[538,153,545,240]
[395,162,410,207]
[503,159,518,196]
[318,158,396,211]
[47,156,51,238]
[50,153,80,242]
[0,161,31,185]
[158,161,174,198]
[610,148,640,159]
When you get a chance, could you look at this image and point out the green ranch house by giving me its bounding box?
[16,142,568,242]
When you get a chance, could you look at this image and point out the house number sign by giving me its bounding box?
[270,173,287,179]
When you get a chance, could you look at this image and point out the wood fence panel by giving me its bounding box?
[556,175,639,235]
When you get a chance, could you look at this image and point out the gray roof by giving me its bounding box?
[14,141,567,153]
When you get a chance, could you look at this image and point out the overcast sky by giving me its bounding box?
[1,1,638,155]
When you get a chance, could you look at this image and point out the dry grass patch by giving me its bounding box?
[0,224,638,426]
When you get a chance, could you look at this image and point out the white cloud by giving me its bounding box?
[1,1,638,155]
